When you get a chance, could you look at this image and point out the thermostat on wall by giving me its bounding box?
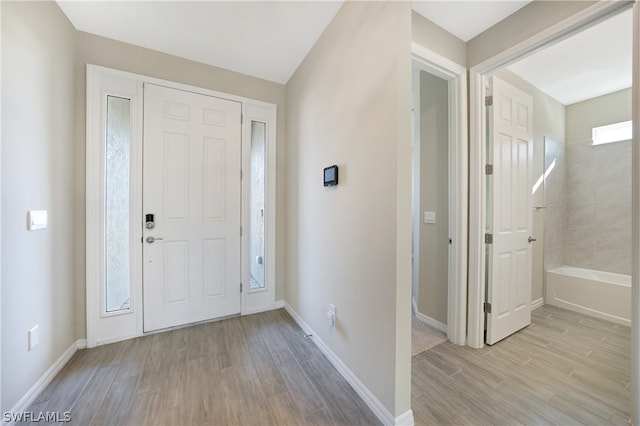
[324,165,338,187]
[28,210,48,231]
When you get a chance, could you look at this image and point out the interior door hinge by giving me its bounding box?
[240,226,243,237]
[485,95,493,107]
[485,233,493,244]
[485,164,493,175]
[484,302,492,313]
[241,113,243,124]
[240,282,243,293]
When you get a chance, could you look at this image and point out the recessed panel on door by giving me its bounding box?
[203,137,226,220]
[164,133,189,221]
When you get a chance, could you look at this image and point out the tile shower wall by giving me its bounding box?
[543,137,565,271]
[564,140,631,274]
[544,138,631,275]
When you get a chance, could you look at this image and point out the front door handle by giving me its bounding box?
[146,236,163,244]
[528,236,537,243]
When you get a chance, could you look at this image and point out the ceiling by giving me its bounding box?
[506,8,632,105]
[411,1,532,43]
[56,1,633,104]
[56,1,344,84]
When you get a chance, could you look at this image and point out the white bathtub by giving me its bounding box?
[546,265,631,326]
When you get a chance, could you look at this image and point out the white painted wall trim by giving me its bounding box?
[411,42,467,346]
[395,409,416,426]
[631,3,640,425]
[2,339,86,426]
[467,1,634,349]
[530,297,544,311]
[284,303,414,426]
[415,311,448,334]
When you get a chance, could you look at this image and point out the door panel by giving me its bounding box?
[486,76,533,345]
[143,84,242,332]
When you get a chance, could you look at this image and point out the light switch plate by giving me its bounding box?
[28,210,47,231]
[424,211,436,224]
[28,325,39,351]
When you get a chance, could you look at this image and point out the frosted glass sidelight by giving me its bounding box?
[249,121,266,290]
[105,95,131,312]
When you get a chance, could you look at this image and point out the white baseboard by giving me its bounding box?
[395,409,416,426]
[284,302,414,426]
[530,297,544,311]
[414,311,447,334]
[411,297,418,316]
[4,339,85,426]
[274,299,285,309]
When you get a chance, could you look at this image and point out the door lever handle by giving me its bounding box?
[146,236,163,243]
[528,236,537,243]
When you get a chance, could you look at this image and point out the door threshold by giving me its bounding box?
[143,312,241,336]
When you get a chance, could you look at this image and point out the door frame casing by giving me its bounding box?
[468,1,636,349]
[86,64,277,347]
[411,42,468,345]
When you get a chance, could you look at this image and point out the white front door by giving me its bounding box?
[142,83,242,332]
[486,76,534,345]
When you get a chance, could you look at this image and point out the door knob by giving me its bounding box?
[528,236,537,243]
[146,236,163,243]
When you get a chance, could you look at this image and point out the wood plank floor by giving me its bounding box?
[23,309,380,426]
[412,305,632,425]
[23,305,631,425]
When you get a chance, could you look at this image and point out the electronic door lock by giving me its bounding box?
[145,213,155,229]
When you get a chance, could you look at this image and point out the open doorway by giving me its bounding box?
[469,1,635,349]
[410,43,468,349]
[411,67,450,353]
[483,5,632,346]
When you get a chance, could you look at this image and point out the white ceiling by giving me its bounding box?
[56,0,344,85]
[412,0,532,43]
[506,8,633,105]
[56,1,633,104]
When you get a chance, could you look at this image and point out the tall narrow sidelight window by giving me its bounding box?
[249,121,266,290]
[105,95,131,311]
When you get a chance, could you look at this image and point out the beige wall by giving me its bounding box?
[412,11,466,67]
[417,71,449,324]
[285,1,412,416]
[73,32,287,338]
[566,88,632,143]
[494,69,566,302]
[1,1,77,411]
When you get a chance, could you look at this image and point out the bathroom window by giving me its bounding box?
[592,120,632,145]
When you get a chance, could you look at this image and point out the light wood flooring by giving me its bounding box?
[24,305,631,426]
[24,309,380,426]
[412,305,631,425]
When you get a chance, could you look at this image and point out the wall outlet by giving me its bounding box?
[326,304,336,326]
[28,325,40,351]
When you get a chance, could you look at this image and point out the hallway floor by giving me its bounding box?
[412,305,631,425]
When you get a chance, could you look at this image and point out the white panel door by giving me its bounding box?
[486,76,533,345]
[143,84,241,332]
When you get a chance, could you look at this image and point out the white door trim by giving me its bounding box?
[411,42,468,345]
[468,1,635,349]
[631,3,639,425]
[86,64,277,347]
